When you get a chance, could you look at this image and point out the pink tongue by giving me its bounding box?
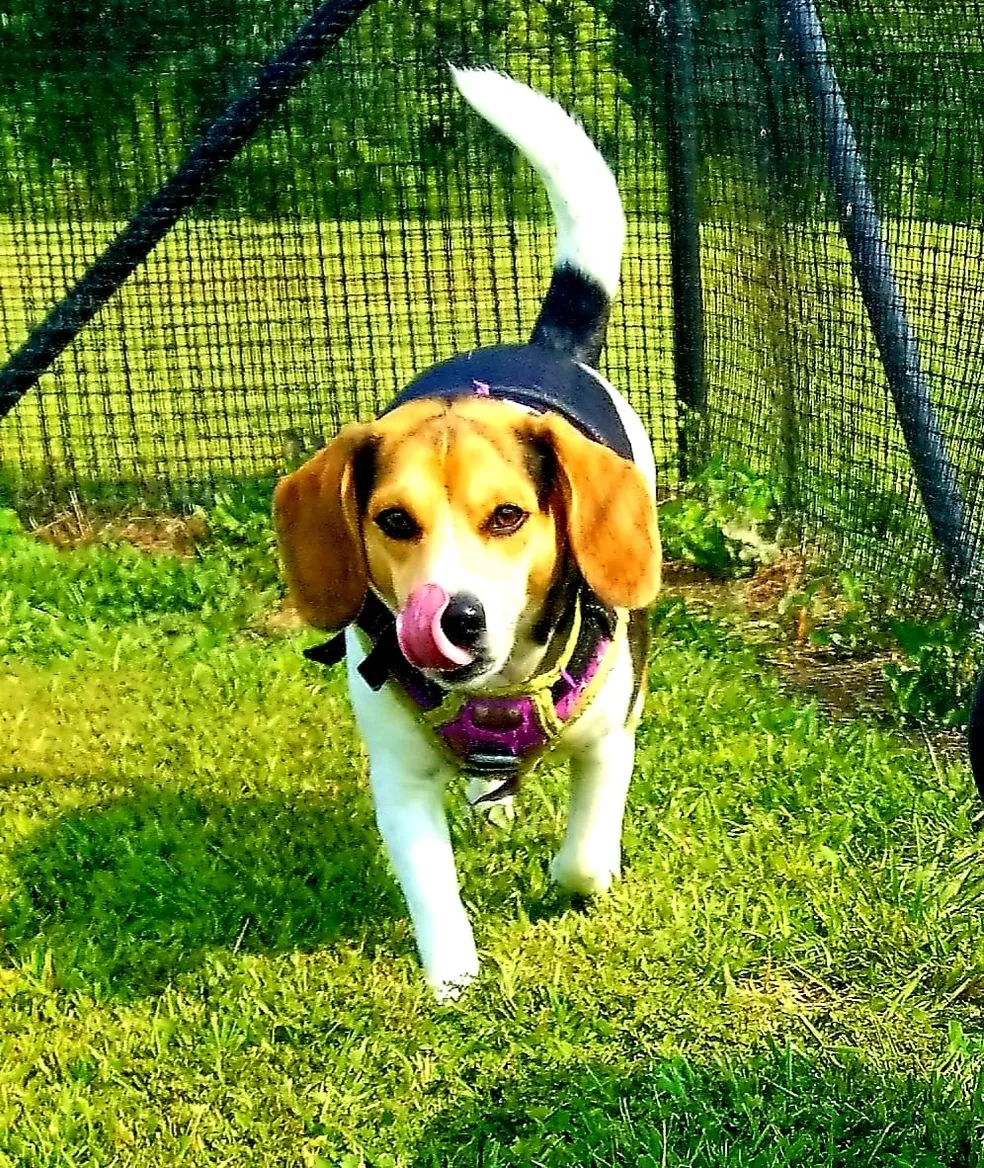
[396,584,475,671]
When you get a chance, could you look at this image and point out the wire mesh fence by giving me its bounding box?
[0,0,982,612]
[692,0,984,610]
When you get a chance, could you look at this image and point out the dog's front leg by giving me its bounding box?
[551,725,635,897]
[348,636,479,997]
[370,753,479,998]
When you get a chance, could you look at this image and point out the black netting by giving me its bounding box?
[690,1,984,610]
[0,0,981,613]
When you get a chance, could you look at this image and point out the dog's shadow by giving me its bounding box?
[1,776,400,998]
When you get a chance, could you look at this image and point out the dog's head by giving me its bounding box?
[274,396,659,687]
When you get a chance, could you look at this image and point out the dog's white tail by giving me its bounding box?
[450,66,625,367]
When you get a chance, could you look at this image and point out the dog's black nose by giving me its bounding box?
[441,592,486,650]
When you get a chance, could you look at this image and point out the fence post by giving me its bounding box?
[779,0,984,620]
[663,0,707,479]
[755,0,800,517]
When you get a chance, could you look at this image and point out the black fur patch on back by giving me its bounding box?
[531,264,612,367]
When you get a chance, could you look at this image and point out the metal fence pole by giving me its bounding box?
[0,0,375,423]
[780,0,984,619]
[755,0,801,517]
[663,0,708,479]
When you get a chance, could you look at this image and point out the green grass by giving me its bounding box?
[2,502,984,1165]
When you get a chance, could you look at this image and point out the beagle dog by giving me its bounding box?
[274,68,661,997]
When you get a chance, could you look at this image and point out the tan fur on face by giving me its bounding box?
[362,399,561,612]
[273,397,660,636]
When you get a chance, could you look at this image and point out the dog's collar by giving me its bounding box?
[303,587,622,798]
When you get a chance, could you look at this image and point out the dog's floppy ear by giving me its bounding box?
[273,422,376,630]
[530,414,660,609]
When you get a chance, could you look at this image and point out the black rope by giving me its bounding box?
[971,670,984,805]
[0,0,375,421]
[779,0,984,620]
[663,0,708,479]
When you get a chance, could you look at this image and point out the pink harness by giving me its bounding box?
[304,589,621,798]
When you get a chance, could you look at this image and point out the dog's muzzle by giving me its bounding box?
[396,584,484,671]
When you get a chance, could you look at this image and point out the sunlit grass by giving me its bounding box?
[1,504,982,1164]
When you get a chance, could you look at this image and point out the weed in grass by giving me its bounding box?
[659,457,782,576]
[885,614,981,729]
[779,571,890,656]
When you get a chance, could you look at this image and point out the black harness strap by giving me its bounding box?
[302,593,445,700]
[302,638,346,667]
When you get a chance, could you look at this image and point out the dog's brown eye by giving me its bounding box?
[375,507,420,541]
[486,504,528,536]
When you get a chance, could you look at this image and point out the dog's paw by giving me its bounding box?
[430,969,477,1002]
[426,954,480,1002]
[550,850,619,897]
[466,777,516,828]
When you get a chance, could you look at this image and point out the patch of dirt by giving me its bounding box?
[660,555,805,617]
[767,647,892,715]
[743,553,804,613]
[660,561,743,610]
[662,557,887,717]
[33,509,208,558]
[661,557,972,767]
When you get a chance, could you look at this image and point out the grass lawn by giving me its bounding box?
[2,498,983,1165]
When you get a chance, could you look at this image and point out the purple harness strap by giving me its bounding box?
[401,626,613,774]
